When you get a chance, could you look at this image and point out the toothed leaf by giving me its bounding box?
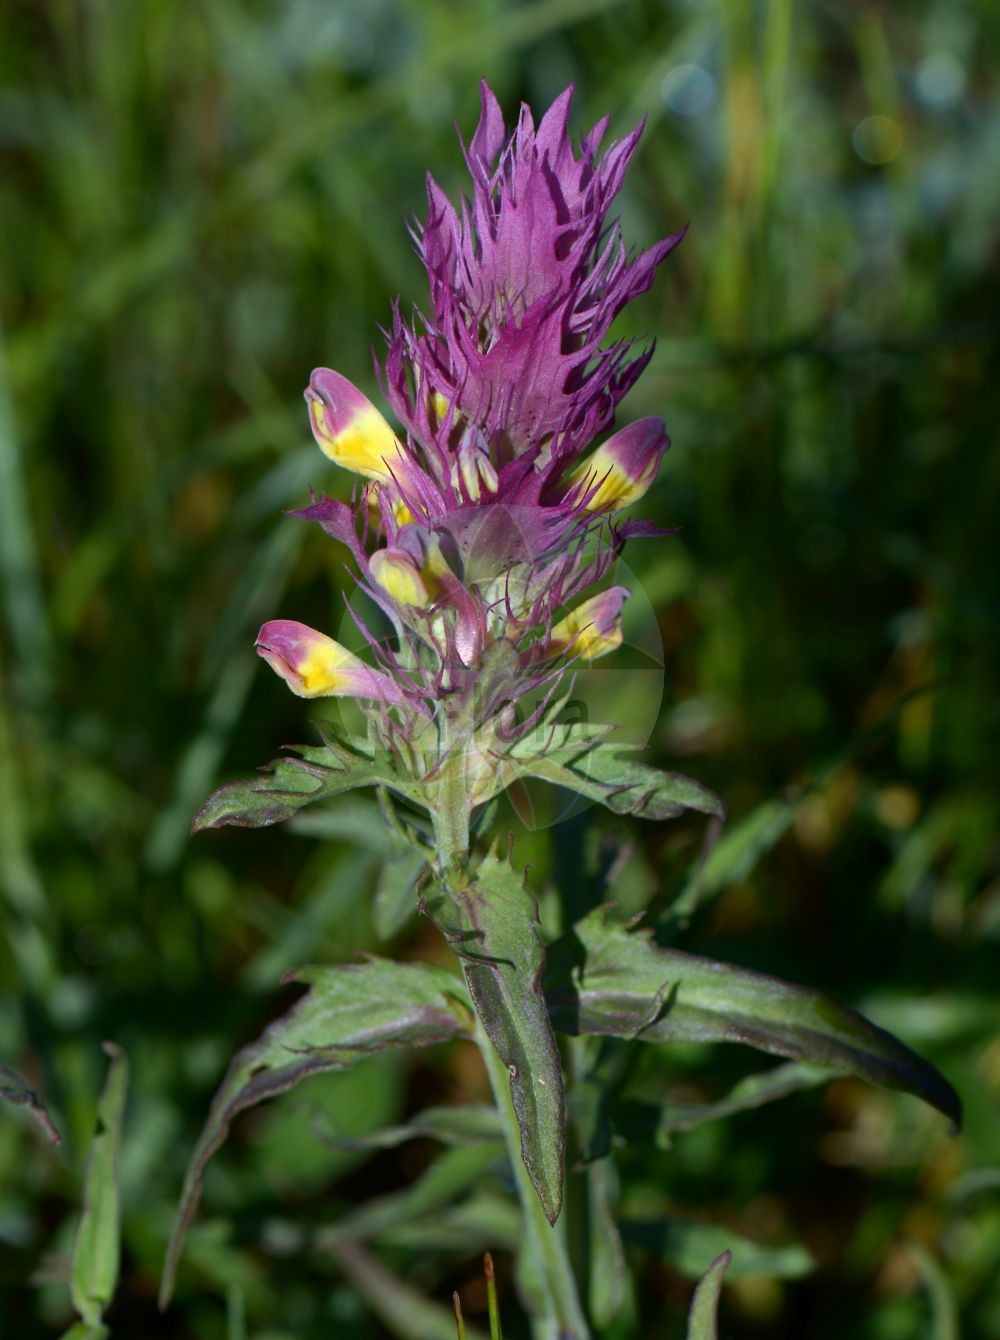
[511,726,724,823]
[192,735,412,832]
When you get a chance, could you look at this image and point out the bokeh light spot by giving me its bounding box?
[661,64,716,117]
[852,114,904,164]
[915,52,966,107]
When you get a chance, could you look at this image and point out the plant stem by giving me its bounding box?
[431,711,471,879]
[433,761,470,877]
[477,1028,590,1340]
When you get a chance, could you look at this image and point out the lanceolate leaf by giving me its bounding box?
[908,1242,959,1340]
[71,1043,128,1328]
[311,1103,503,1152]
[328,1239,491,1340]
[0,1061,61,1145]
[160,958,471,1306]
[545,909,961,1128]
[614,1061,829,1143]
[423,849,566,1224]
[192,734,415,832]
[669,795,798,924]
[586,1157,627,1326]
[511,726,724,823]
[624,1218,813,1281]
[317,1143,503,1247]
[375,1193,520,1253]
[374,846,427,940]
[685,1250,731,1340]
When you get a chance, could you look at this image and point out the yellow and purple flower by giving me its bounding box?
[568,418,670,513]
[256,620,401,705]
[531,586,630,663]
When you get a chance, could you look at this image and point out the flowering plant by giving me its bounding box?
[203,83,716,866]
[160,84,959,1338]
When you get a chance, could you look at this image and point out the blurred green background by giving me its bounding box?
[1,0,998,1336]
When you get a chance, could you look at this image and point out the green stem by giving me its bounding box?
[431,710,471,879]
[478,1027,590,1340]
[432,762,470,877]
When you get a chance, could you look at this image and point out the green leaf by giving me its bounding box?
[512,727,724,823]
[0,1061,61,1145]
[586,1157,627,1326]
[614,1061,829,1143]
[624,1219,813,1280]
[545,909,961,1128]
[239,846,380,991]
[328,1239,491,1340]
[514,1229,546,1328]
[59,1325,109,1340]
[317,1143,503,1247]
[290,791,428,938]
[685,1250,730,1340]
[374,846,427,939]
[565,1040,628,1163]
[71,1042,128,1328]
[564,1038,632,1324]
[161,957,471,1306]
[287,794,404,847]
[423,848,566,1224]
[908,1242,959,1340]
[485,1251,503,1340]
[669,796,797,924]
[192,733,414,832]
[373,1192,520,1253]
[310,1102,503,1152]
[668,681,945,925]
[454,1289,468,1340]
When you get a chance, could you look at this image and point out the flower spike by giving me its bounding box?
[254,86,685,810]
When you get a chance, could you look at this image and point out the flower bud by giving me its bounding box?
[449,438,499,502]
[543,585,629,661]
[568,418,669,513]
[256,620,399,702]
[306,368,408,484]
[369,548,432,608]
